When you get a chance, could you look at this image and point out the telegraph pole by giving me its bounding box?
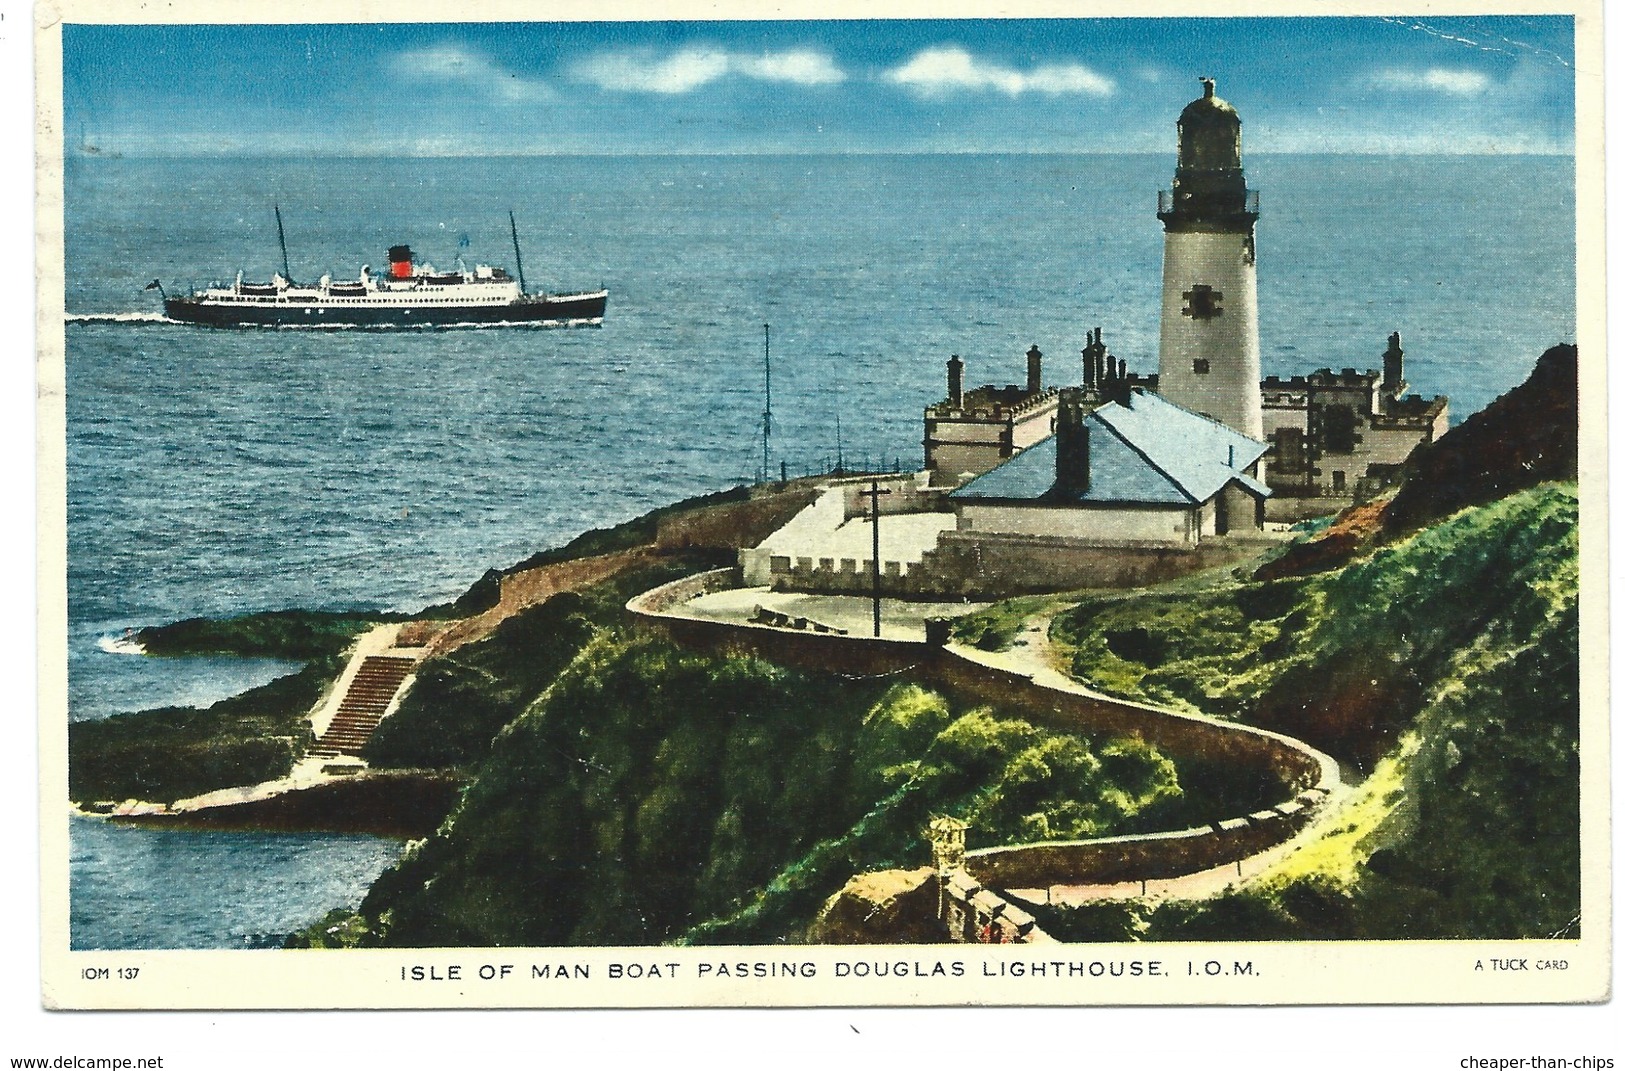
[857,480,892,637]
[761,323,773,484]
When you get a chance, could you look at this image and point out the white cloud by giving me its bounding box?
[390,44,552,102]
[884,46,1114,97]
[1369,66,1492,96]
[572,47,845,94]
[735,49,846,86]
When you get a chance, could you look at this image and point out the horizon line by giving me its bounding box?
[68,147,1578,161]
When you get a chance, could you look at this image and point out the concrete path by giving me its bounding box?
[681,586,989,642]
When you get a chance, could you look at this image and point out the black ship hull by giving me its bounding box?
[163,291,607,328]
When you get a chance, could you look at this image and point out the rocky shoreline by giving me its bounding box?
[100,769,465,839]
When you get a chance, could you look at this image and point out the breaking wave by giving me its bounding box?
[96,631,146,655]
[66,311,174,324]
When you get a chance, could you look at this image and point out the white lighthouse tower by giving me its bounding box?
[1155,77,1263,439]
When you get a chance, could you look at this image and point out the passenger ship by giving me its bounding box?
[159,211,607,328]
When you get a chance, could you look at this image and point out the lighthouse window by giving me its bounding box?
[1181,284,1224,320]
[1192,358,1211,375]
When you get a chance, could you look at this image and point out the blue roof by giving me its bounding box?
[951,389,1270,506]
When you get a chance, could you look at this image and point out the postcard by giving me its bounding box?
[36,0,1608,1010]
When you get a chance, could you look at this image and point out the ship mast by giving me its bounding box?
[274,205,292,283]
[509,211,528,295]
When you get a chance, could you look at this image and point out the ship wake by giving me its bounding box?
[66,312,175,325]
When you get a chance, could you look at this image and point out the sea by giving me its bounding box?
[61,152,1577,949]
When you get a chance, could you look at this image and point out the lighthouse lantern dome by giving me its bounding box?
[1177,77,1242,171]
[1159,76,1255,229]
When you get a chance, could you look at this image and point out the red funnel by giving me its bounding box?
[387,244,413,280]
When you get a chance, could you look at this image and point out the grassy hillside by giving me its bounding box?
[363,555,715,773]
[1035,483,1579,940]
[350,639,1227,947]
[1052,484,1577,769]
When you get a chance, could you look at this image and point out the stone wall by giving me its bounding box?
[955,502,1196,545]
[626,566,743,614]
[655,488,819,552]
[913,530,1272,598]
[627,571,1342,934]
[769,529,1279,600]
[626,569,933,678]
[939,869,1051,943]
[931,646,1336,786]
[964,791,1329,889]
[826,472,944,519]
[430,549,651,654]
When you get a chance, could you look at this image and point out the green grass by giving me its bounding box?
[1029,484,1580,942]
[354,643,1219,947]
[950,594,1067,652]
[136,610,378,659]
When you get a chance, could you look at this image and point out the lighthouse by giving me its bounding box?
[1155,77,1263,439]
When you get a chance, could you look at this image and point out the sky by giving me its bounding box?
[63,16,1577,157]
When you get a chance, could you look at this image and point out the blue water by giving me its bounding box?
[70,816,403,950]
[62,152,1577,948]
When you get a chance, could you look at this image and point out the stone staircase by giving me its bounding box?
[308,654,419,760]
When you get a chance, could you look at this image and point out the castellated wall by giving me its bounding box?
[1261,371,1448,505]
[1157,230,1263,438]
[764,529,1270,599]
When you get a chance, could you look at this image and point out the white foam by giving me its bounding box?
[95,632,146,655]
[66,311,172,324]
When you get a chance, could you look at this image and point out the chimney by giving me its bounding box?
[947,355,964,409]
[1054,390,1091,496]
[1383,331,1405,392]
[1082,328,1107,390]
[1026,344,1043,395]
